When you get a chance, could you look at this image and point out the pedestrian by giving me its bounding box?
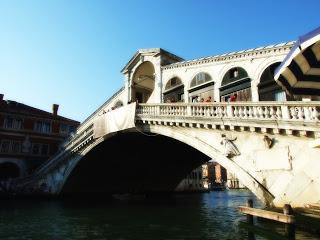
[229,94,237,102]
[192,96,198,103]
[205,96,212,102]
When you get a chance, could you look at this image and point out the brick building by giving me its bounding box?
[0,94,79,180]
[207,161,227,189]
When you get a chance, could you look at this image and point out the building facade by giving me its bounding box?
[0,94,79,181]
[120,41,315,106]
[206,162,228,188]
[88,41,318,126]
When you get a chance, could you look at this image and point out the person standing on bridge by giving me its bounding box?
[229,93,237,102]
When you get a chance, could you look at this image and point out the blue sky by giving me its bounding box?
[0,0,319,121]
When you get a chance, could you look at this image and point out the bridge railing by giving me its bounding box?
[136,102,320,122]
[136,102,320,137]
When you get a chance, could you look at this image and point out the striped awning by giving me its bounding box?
[274,27,320,96]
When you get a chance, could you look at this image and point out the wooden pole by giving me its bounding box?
[283,204,295,239]
[247,199,254,225]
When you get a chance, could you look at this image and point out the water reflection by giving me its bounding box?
[0,190,318,240]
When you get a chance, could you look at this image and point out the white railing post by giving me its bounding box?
[312,106,320,120]
[156,105,160,116]
[226,105,234,118]
[187,105,192,116]
[281,105,290,120]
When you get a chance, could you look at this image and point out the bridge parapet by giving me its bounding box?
[136,102,320,137]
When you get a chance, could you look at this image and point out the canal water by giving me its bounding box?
[0,190,318,240]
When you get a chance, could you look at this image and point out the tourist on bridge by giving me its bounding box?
[229,94,237,102]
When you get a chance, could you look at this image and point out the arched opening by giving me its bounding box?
[132,62,155,103]
[188,72,214,102]
[220,67,251,102]
[0,162,20,180]
[61,132,210,194]
[258,62,289,101]
[163,77,184,103]
[60,128,272,205]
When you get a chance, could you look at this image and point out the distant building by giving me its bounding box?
[0,94,80,180]
[206,161,246,189]
[226,172,246,189]
[206,161,227,188]
[175,165,209,192]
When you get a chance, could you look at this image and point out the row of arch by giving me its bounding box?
[163,62,287,103]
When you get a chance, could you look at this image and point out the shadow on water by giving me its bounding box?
[0,190,319,240]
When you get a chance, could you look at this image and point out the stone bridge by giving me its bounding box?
[9,41,320,208]
[13,101,320,208]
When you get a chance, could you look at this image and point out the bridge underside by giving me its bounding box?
[61,132,210,195]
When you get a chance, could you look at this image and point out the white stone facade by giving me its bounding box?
[73,42,295,143]
[121,42,294,106]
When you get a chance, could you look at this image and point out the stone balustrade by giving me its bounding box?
[136,102,320,137]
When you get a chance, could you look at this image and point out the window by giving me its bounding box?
[31,143,50,156]
[4,117,22,129]
[32,143,41,155]
[60,124,69,134]
[0,140,21,153]
[43,122,51,133]
[41,144,49,156]
[0,140,10,153]
[221,67,248,86]
[11,141,21,153]
[69,126,76,134]
[60,124,76,134]
[35,121,51,133]
[165,77,182,91]
[190,72,212,88]
[231,69,239,78]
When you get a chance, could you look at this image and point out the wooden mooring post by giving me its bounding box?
[283,204,295,239]
[247,199,253,225]
[239,199,296,239]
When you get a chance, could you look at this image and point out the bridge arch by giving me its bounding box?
[138,125,274,206]
[56,126,274,206]
[132,61,155,103]
[59,131,210,195]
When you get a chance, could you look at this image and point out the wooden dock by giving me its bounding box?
[239,199,295,239]
[239,206,295,224]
